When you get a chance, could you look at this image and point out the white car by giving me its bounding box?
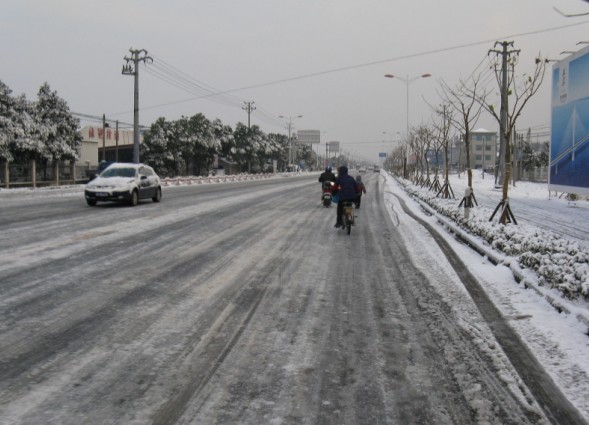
[84,163,162,206]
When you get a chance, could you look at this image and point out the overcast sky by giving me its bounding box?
[2,0,589,162]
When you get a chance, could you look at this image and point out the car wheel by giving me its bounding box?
[130,189,139,206]
[86,199,97,206]
[152,187,162,203]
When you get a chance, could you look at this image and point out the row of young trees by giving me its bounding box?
[386,124,549,184]
[0,80,82,165]
[384,41,549,224]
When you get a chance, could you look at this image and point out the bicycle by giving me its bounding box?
[341,201,355,235]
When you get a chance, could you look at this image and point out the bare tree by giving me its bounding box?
[482,43,548,224]
[431,104,455,198]
[406,130,419,181]
[386,142,407,177]
[408,125,434,186]
[439,73,486,214]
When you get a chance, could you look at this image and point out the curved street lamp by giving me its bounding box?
[384,73,431,134]
[385,73,431,177]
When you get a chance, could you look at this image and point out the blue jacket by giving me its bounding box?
[335,167,359,201]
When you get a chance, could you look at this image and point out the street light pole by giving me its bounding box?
[384,73,431,134]
[384,73,431,177]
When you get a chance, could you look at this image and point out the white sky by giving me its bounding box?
[2,0,589,161]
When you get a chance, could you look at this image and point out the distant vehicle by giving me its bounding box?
[88,160,114,181]
[97,160,114,175]
[84,163,162,207]
[373,166,381,172]
[358,167,367,173]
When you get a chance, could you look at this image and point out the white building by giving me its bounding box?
[469,128,497,171]
[78,125,140,166]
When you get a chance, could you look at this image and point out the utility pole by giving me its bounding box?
[279,115,303,170]
[122,48,152,163]
[242,101,256,129]
[102,113,106,162]
[115,120,119,162]
[489,41,519,186]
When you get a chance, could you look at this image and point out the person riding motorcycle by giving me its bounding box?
[318,166,337,204]
[332,165,360,228]
[318,166,336,184]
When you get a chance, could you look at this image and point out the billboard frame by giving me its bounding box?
[549,45,589,196]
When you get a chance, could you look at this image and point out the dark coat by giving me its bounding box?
[319,171,336,183]
[334,167,359,201]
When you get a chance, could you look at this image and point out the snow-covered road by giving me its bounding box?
[0,173,586,424]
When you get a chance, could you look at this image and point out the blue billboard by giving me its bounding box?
[550,46,589,196]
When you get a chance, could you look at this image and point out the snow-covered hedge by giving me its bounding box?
[399,178,589,301]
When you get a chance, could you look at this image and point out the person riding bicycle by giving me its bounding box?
[318,166,336,184]
[333,165,360,228]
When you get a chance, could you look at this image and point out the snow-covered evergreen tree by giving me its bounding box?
[141,117,180,177]
[143,113,282,175]
[213,118,234,160]
[34,82,81,162]
[0,80,35,162]
[0,80,17,161]
[183,113,219,175]
[267,133,289,170]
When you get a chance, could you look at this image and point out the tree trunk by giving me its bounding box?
[444,146,449,181]
[30,159,36,188]
[54,161,59,186]
[502,163,511,201]
[3,161,9,188]
[70,161,76,183]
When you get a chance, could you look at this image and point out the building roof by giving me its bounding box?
[472,128,495,134]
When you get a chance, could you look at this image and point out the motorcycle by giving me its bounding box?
[321,181,334,207]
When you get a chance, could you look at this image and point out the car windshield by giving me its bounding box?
[101,167,136,178]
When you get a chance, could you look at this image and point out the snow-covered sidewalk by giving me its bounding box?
[383,171,589,420]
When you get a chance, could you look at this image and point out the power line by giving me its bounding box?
[145,55,245,109]
[113,54,286,128]
[110,20,589,123]
[102,21,589,135]
[163,20,589,100]
[71,112,139,128]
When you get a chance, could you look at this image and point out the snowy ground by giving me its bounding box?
[0,171,587,424]
[382,170,589,421]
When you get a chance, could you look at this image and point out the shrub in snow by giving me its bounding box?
[400,179,589,301]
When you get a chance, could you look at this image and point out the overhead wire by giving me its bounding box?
[141,19,589,110]
[103,20,589,134]
[142,54,285,128]
[71,112,139,129]
[146,55,244,109]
